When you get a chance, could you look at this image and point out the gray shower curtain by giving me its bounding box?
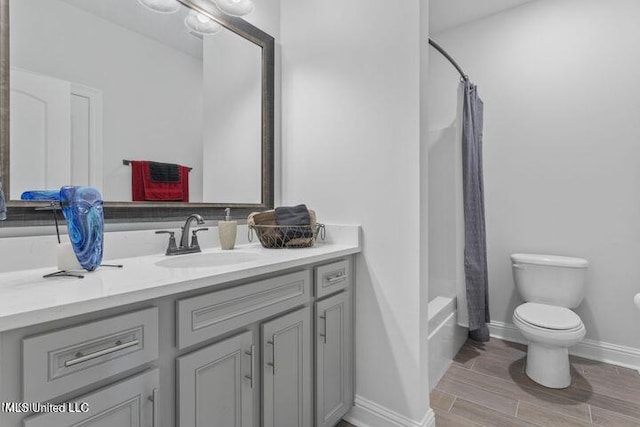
[0,183,6,220]
[462,80,490,342]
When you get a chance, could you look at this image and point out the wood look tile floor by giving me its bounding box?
[432,338,640,427]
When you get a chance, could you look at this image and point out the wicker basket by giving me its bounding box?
[247,209,325,248]
[248,223,325,248]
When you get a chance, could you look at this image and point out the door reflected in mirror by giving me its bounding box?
[9,0,262,204]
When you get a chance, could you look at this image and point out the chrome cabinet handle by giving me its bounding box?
[244,345,255,388]
[64,339,140,367]
[266,340,275,373]
[319,314,327,343]
[326,273,346,283]
[148,388,158,427]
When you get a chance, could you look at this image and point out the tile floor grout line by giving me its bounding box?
[465,359,640,410]
[439,382,521,419]
[590,405,640,425]
[447,395,457,413]
[517,397,600,425]
[449,362,590,409]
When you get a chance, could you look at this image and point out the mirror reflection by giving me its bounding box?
[9,0,262,204]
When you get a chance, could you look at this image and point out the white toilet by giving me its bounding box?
[511,253,588,389]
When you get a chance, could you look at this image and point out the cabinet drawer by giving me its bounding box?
[177,270,311,349]
[24,369,159,427]
[315,260,350,298]
[23,307,159,402]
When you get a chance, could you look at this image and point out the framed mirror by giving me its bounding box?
[0,0,274,226]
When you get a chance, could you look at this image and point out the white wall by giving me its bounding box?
[10,0,203,202]
[244,0,282,206]
[429,0,640,349]
[202,32,262,204]
[281,0,431,424]
[244,0,281,40]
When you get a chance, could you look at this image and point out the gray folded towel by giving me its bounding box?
[275,204,313,241]
[0,184,7,220]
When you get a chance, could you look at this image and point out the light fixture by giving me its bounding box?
[184,10,223,36]
[213,0,255,17]
[136,0,181,14]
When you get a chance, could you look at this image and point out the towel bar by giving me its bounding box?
[122,159,192,172]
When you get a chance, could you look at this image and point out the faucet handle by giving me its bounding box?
[155,230,178,255]
[190,228,209,249]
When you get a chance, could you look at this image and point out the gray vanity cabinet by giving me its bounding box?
[315,291,352,427]
[262,306,312,427]
[2,257,354,427]
[23,369,159,427]
[177,330,255,427]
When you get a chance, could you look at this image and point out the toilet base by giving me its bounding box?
[525,342,571,389]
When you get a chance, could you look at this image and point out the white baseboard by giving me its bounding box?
[423,410,436,427]
[487,321,527,345]
[489,321,640,371]
[421,410,436,427]
[344,396,435,427]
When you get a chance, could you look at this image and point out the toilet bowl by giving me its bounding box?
[511,253,588,389]
[513,302,585,388]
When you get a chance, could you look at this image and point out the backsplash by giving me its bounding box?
[0,224,358,274]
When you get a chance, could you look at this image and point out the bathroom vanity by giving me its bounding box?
[0,238,359,427]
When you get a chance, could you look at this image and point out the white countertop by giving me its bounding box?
[0,241,360,332]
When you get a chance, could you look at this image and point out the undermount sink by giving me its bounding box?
[156,252,260,269]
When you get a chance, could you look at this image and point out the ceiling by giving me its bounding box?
[61,0,204,58]
[430,0,537,34]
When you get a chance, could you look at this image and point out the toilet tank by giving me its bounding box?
[511,253,588,308]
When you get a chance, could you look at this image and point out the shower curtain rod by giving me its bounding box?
[428,38,469,81]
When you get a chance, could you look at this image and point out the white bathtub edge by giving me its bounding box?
[428,298,467,391]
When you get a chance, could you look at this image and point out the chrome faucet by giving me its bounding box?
[156,214,208,256]
[180,213,206,248]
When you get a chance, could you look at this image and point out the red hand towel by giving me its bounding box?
[131,160,147,202]
[131,161,189,202]
[181,165,190,202]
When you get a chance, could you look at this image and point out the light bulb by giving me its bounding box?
[197,13,210,24]
[184,10,222,35]
[137,0,180,14]
[213,0,255,17]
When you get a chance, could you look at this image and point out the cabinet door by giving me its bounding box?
[262,307,312,427]
[23,369,159,427]
[177,331,255,427]
[316,292,353,427]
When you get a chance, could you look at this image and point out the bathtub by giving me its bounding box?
[428,296,467,390]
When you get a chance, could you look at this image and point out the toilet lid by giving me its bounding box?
[514,303,582,330]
